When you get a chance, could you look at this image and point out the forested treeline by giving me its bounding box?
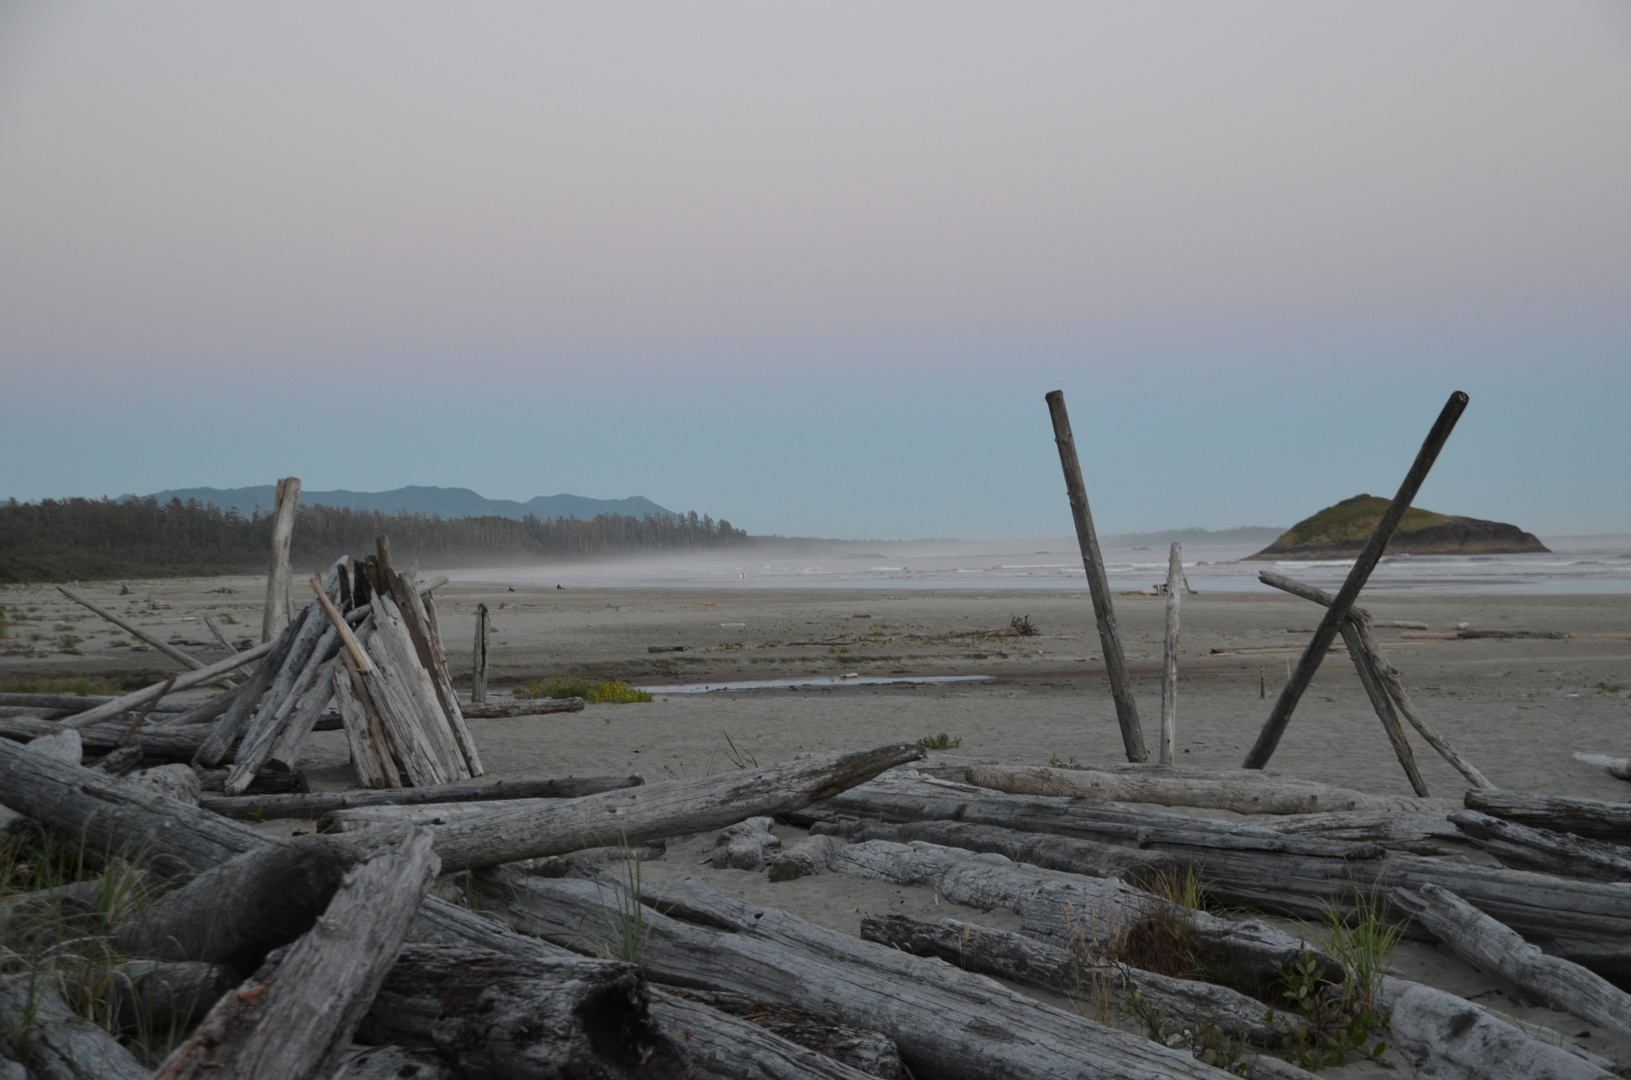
[0,497,748,583]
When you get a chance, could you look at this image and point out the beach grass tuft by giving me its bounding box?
[517,677,653,704]
[916,732,961,750]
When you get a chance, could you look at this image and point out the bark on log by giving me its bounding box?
[965,763,1450,814]
[357,943,687,1080]
[1387,980,1614,1080]
[0,976,152,1080]
[1393,883,1631,1040]
[472,602,489,705]
[492,872,1236,1080]
[260,476,300,643]
[341,744,923,872]
[713,816,781,870]
[1465,789,1631,844]
[1161,542,1182,765]
[64,640,278,731]
[461,697,587,718]
[829,839,1339,992]
[860,913,1290,1048]
[200,774,644,820]
[1244,391,1468,770]
[153,829,439,1080]
[1044,390,1147,762]
[116,834,368,971]
[650,989,886,1080]
[1449,809,1631,882]
[112,960,237,1034]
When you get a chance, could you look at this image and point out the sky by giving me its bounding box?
[2,2,1628,539]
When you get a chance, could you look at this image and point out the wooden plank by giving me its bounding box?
[1244,391,1470,769]
[260,475,301,643]
[1044,390,1147,762]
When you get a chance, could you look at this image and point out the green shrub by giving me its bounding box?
[517,677,653,704]
[916,733,961,750]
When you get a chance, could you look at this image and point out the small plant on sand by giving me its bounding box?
[1322,882,1406,1017]
[916,733,961,751]
[57,635,83,655]
[0,676,124,696]
[517,677,653,704]
[1010,614,1037,636]
[1271,951,1388,1070]
[599,852,649,964]
[1048,754,1086,770]
[1120,866,1209,982]
[721,731,758,770]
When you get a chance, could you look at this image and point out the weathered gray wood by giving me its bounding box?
[326,1045,455,1080]
[116,834,368,971]
[1465,789,1631,844]
[1262,810,1464,855]
[0,976,152,1080]
[1449,809,1631,881]
[64,640,278,731]
[2,714,211,764]
[0,692,186,714]
[816,817,1168,880]
[155,678,249,728]
[192,613,308,768]
[1244,391,1469,770]
[472,602,489,704]
[91,744,147,776]
[58,585,220,678]
[332,653,397,790]
[260,475,300,643]
[1259,570,1493,789]
[861,914,1291,1048]
[358,943,686,1079]
[153,829,439,1080]
[966,762,1449,814]
[1161,542,1182,765]
[1387,980,1614,1079]
[264,651,339,774]
[340,743,922,871]
[767,833,844,883]
[494,873,1235,1080]
[1045,390,1147,762]
[1394,883,1631,1039]
[1573,752,1631,782]
[112,960,237,1033]
[1335,614,1430,795]
[461,696,587,718]
[204,613,238,654]
[0,729,86,832]
[201,773,643,820]
[651,989,886,1080]
[713,816,781,870]
[367,590,466,784]
[829,839,1339,991]
[395,565,482,777]
[125,763,202,805]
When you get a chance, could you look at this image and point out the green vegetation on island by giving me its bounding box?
[1248,494,1548,560]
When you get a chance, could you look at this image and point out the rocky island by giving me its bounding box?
[1247,493,1549,560]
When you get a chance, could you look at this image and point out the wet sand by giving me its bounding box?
[6,577,1631,1073]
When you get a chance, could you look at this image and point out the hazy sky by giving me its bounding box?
[2,2,1628,538]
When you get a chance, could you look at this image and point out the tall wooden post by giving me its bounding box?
[1160,543,1182,766]
[261,477,301,643]
[472,604,490,705]
[1243,391,1468,769]
[1045,391,1147,763]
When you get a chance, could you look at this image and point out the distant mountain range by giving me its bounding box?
[133,485,676,522]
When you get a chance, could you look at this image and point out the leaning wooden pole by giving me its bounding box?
[1159,543,1181,765]
[1243,391,1468,769]
[472,603,489,704]
[1044,390,1146,762]
[261,476,301,643]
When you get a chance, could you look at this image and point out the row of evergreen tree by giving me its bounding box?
[0,497,748,583]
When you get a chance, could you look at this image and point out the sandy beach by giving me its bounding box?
[6,575,1631,1074]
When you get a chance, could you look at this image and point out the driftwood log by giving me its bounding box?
[815,817,1169,879]
[64,640,277,730]
[1160,541,1181,765]
[0,692,187,715]
[193,610,310,768]
[461,697,587,718]
[358,943,686,1080]
[1394,883,1631,1040]
[333,649,398,790]
[650,989,885,1080]
[391,561,483,778]
[154,829,439,1080]
[658,986,901,1078]
[966,762,1451,814]
[336,743,922,871]
[200,774,643,820]
[860,913,1291,1048]
[471,602,489,704]
[1450,809,1631,882]
[1387,980,1614,1080]
[767,833,845,882]
[112,960,238,1034]
[260,476,301,643]
[0,977,152,1080]
[1465,789,1631,844]
[1,714,211,764]
[712,816,781,870]
[492,872,1235,1080]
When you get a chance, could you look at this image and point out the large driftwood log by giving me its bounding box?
[829,840,1339,991]
[344,744,923,871]
[112,960,238,1033]
[3,730,87,832]
[393,563,483,777]
[116,835,368,971]
[1394,883,1631,1039]
[657,986,901,1078]
[462,697,587,718]
[650,989,885,1080]
[817,817,1169,879]
[861,913,1290,1047]
[1044,390,1147,762]
[1465,789,1631,844]
[1259,810,1464,856]
[360,591,464,786]
[358,943,686,1080]
[1,714,211,763]
[0,693,187,714]
[64,640,278,731]
[966,763,1450,814]
[200,774,644,820]
[193,611,310,767]
[1387,980,1614,1080]
[493,873,1235,1080]
[0,976,152,1080]
[1450,809,1631,882]
[260,476,301,643]
[154,829,439,1080]
[333,641,399,790]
